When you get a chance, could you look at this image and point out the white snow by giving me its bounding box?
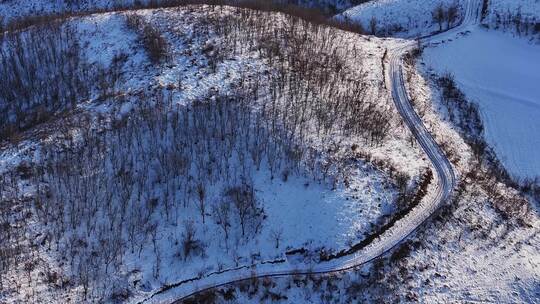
[255,163,397,252]
[220,184,540,303]
[438,204,537,303]
[76,13,142,66]
[422,26,540,178]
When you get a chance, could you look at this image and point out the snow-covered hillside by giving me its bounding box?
[195,175,539,303]
[0,0,189,24]
[0,0,354,26]
[1,1,539,303]
[168,24,540,301]
[339,0,540,39]
[0,0,119,23]
[422,27,540,178]
[170,12,540,301]
[0,5,431,303]
[482,0,540,39]
[485,0,540,19]
[339,0,465,37]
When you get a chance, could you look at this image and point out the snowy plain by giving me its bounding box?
[422,27,540,178]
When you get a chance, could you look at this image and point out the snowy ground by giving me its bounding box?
[207,181,540,303]
[422,26,540,178]
[254,165,397,253]
[339,0,465,37]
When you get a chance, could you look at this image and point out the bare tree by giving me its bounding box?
[229,186,251,238]
[447,3,459,29]
[125,14,169,63]
[226,184,263,238]
[369,16,377,35]
[433,4,445,31]
[269,228,283,249]
[196,183,206,224]
[212,200,231,243]
[181,220,202,261]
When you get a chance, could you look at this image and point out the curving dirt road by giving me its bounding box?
[142,1,482,303]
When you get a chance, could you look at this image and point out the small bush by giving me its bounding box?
[126,14,169,63]
[183,290,217,304]
[534,23,540,34]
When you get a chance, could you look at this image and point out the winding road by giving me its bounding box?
[143,1,482,303]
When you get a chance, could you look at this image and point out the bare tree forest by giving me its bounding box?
[0,6,395,302]
[0,22,126,141]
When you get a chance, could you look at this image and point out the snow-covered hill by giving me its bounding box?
[0,6,431,303]
[1,1,538,304]
[339,0,465,37]
[167,9,540,301]
[158,21,540,301]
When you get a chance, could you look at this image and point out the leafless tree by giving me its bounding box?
[446,3,459,29]
[197,183,206,224]
[269,228,283,249]
[369,16,377,35]
[433,4,445,31]
[226,184,263,239]
[125,14,169,63]
[213,200,231,243]
[181,220,202,261]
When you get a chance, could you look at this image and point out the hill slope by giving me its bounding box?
[0,5,429,303]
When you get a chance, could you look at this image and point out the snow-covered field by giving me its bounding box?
[209,180,540,303]
[422,27,540,178]
[339,0,465,37]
